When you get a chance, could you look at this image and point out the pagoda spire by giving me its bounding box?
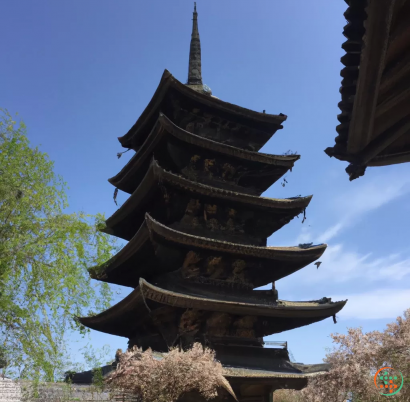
[187,2,202,85]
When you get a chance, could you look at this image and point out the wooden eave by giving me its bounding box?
[225,374,311,397]
[118,69,287,150]
[110,114,299,195]
[78,278,346,338]
[223,361,328,397]
[213,344,294,372]
[93,214,326,288]
[104,158,312,241]
[224,367,326,379]
[78,285,147,338]
[67,349,327,396]
[142,346,328,381]
[131,345,328,376]
[146,214,326,261]
[326,0,410,180]
[140,278,346,319]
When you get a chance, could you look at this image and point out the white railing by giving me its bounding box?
[264,341,287,349]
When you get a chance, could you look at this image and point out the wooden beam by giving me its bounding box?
[374,89,410,137]
[327,116,410,167]
[368,150,410,166]
[390,0,409,32]
[379,50,410,98]
[347,0,396,154]
[358,115,410,165]
[375,74,410,118]
[385,1,410,65]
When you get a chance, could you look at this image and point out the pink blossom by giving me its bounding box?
[273,309,410,402]
[105,343,237,402]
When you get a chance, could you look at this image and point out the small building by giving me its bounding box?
[325,0,410,180]
[78,4,346,401]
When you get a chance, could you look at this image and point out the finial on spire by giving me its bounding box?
[187,2,202,85]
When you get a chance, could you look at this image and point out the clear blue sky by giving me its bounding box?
[2,0,410,367]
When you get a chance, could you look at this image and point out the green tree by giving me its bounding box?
[0,109,117,381]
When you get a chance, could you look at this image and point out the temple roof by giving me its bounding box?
[104,159,311,242]
[140,278,346,319]
[78,278,346,338]
[68,345,328,394]
[93,214,326,287]
[225,367,324,396]
[118,70,287,151]
[325,0,410,180]
[110,114,298,195]
[146,214,325,261]
[223,367,326,379]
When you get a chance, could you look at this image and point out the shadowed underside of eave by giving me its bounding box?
[139,278,346,318]
[92,214,326,288]
[104,158,311,242]
[118,70,287,151]
[146,214,326,260]
[326,0,410,180]
[77,278,346,338]
[109,114,299,195]
[224,367,327,379]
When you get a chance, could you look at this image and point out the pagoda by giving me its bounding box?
[79,4,346,401]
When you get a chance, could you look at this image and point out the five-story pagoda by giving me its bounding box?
[79,4,346,401]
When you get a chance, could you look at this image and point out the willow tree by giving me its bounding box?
[0,109,117,381]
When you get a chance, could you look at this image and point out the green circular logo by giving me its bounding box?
[374,367,403,396]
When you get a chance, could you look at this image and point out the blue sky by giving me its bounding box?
[2,0,410,367]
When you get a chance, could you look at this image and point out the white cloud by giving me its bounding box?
[332,288,410,320]
[271,169,410,322]
[304,244,410,283]
[317,223,343,244]
[272,169,410,247]
[295,226,313,244]
[317,173,410,243]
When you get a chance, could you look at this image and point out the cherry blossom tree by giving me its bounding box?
[273,309,410,402]
[105,343,237,402]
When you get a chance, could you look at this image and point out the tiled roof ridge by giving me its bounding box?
[145,213,327,260]
[118,70,287,149]
[330,0,368,156]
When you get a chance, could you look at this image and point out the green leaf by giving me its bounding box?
[0,109,117,381]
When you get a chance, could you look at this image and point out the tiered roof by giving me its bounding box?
[92,213,326,287]
[117,70,286,152]
[79,4,346,400]
[110,114,297,196]
[104,159,311,243]
[81,276,345,340]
